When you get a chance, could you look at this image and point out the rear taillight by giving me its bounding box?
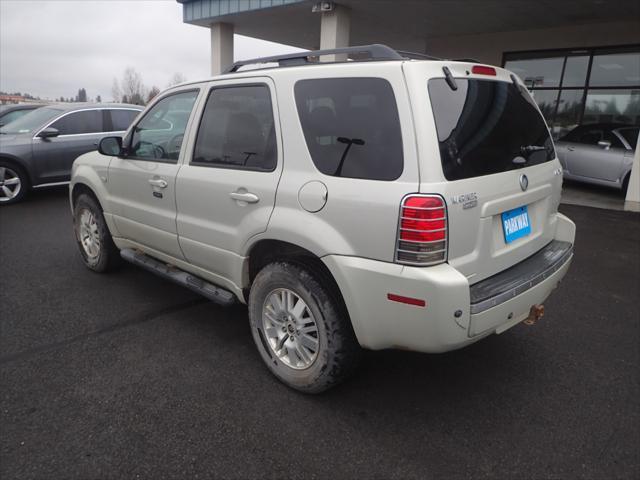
[395,194,447,266]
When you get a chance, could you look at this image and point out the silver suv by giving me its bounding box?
[69,45,576,393]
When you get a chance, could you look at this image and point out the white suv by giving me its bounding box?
[70,45,575,393]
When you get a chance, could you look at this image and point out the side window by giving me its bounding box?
[109,109,139,132]
[294,78,403,181]
[50,110,102,135]
[603,131,624,149]
[192,85,277,171]
[130,90,198,161]
[577,129,603,145]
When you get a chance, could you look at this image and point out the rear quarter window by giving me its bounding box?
[428,78,554,181]
[294,77,403,181]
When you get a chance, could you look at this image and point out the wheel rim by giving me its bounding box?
[0,167,22,202]
[77,208,101,259]
[261,288,320,370]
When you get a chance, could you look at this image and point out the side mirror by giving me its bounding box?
[598,140,611,150]
[37,127,60,138]
[98,136,123,156]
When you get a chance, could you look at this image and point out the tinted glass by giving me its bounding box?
[51,110,102,135]
[562,55,589,87]
[192,85,276,171]
[589,52,640,87]
[0,109,30,126]
[618,127,639,149]
[575,128,603,145]
[582,89,640,125]
[530,89,559,123]
[0,107,63,134]
[130,90,198,161]
[504,57,564,88]
[603,130,625,149]
[110,109,139,131]
[428,78,554,181]
[295,78,403,181]
[554,89,584,139]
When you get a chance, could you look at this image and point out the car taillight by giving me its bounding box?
[395,194,447,266]
[472,65,497,76]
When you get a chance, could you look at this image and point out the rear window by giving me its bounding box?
[109,109,139,131]
[618,127,639,149]
[295,78,403,181]
[428,78,554,181]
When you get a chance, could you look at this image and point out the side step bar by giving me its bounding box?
[120,249,236,306]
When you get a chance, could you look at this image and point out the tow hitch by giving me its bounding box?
[524,304,544,326]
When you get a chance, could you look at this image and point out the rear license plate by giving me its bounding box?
[502,206,531,243]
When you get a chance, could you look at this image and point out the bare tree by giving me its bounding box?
[111,78,121,103]
[146,86,160,104]
[167,72,187,87]
[121,67,146,105]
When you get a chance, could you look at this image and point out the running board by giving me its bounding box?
[120,249,236,306]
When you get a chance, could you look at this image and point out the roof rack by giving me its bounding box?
[224,44,438,74]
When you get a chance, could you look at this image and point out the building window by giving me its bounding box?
[504,45,640,140]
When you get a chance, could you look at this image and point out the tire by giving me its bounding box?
[248,261,361,393]
[73,193,121,272]
[622,174,630,196]
[0,162,29,205]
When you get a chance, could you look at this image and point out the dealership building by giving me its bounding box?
[176,0,640,209]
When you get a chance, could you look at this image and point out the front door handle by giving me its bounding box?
[148,178,168,188]
[229,191,259,204]
[567,146,575,152]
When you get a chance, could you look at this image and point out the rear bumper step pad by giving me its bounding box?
[469,240,573,314]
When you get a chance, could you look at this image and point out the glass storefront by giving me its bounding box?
[504,46,640,141]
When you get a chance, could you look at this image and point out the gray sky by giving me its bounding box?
[0,0,303,101]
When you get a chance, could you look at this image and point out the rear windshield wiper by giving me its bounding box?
[520,145,546,154]
[443,66,458,91]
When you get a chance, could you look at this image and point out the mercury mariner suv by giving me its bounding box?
[69,45,576,393]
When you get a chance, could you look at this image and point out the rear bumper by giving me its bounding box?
[323,213,575,353]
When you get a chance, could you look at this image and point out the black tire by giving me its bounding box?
[248,261,361,394]
[73,193,121,272]
[0,162,29,205]
[622,173,630,196]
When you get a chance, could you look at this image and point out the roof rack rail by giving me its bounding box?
[224,44,429,73]
[452,58,481,63]
[396,50,442,61]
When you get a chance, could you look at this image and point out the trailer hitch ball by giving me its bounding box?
[524,304,544,326]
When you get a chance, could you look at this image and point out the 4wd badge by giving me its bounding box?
[451,192,478,209]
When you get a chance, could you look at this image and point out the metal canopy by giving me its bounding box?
[178,0,639,51]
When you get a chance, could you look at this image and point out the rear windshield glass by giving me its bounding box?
[295,78,403,181]
[428,78,554,181]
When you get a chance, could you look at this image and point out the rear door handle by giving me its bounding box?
[229,192,259,204]
[567,146,575,151]
[148,178,168,188]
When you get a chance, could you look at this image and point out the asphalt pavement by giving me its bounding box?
[1,186,638,479]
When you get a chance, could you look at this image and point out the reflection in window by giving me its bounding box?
[295,78,404,181]
[192,85,276,171]
[504,57,564,88]
[583,89,640,125]
[590,52,640,87]
[554,89,585,138]
[130,90,198,161]
[530,90,559,123]
[50,110,103,135]
[562,56,589,87]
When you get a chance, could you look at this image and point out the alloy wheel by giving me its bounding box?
[0,167,22,202]
[78,208,101,259]
[262,288,320,369]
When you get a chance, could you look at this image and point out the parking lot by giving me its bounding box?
[0,186,638,479]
